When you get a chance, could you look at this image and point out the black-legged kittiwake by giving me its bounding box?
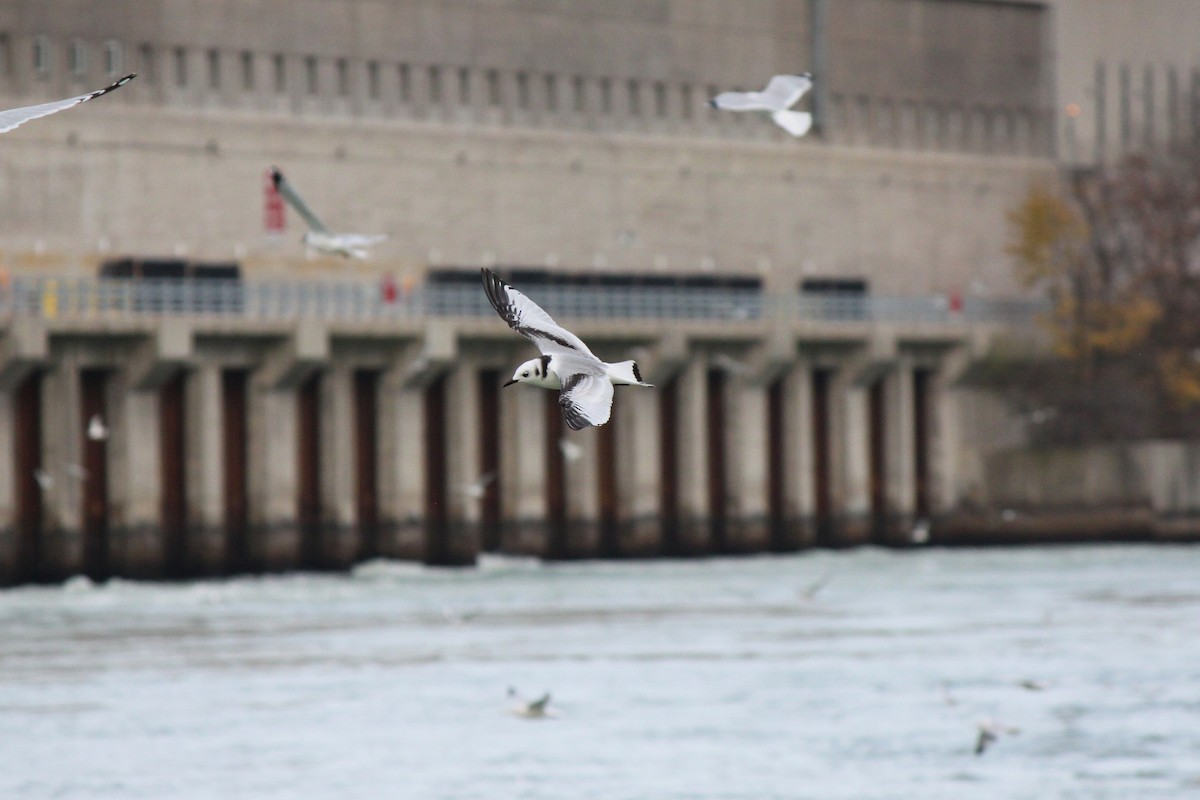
[709,73,814,137]
[482,268,653,430]
[0,73,135,134]
[269,166,389,259]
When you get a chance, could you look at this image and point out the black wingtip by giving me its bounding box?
[631,362,644,383]
[707,98,718,109]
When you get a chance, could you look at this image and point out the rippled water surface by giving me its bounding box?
[2,545,1200,799]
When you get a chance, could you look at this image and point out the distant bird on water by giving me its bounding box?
[708,73,814,137]
[482,268,653,430]
[269,166,389,259]
[0,73,135,134]
[507,687,554,719]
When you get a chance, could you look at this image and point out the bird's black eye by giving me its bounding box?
[522,371,529,377]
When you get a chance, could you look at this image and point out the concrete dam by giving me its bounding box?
[0,273,1031,584]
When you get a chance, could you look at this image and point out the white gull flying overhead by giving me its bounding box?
[0,74,135,134]
[709,73,814,137]
[269,166,389,259]
[482,268,653,430]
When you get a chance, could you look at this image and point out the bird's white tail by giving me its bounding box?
[771,109,813,137]
[607,360,653,386]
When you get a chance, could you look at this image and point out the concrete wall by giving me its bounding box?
[0,0,1057,301]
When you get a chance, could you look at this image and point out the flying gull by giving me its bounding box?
[975,719,1020,755]
[482,268,653,430]
[269,166,389,259]
[0,73,135,135]
[86,414,110,442]
[709,73,814,137]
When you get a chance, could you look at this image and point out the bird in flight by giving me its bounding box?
[709,73,814,137]
[0,73,136,135]
[481,268,653,430]
[268,166,389,259]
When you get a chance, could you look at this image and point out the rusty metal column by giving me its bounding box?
[159,372,188,578]
[423,373,449,565]
[79,368,110,581]
[220,369,250,573]
[477,368,502,552]
[353,369,381,561]
[705,367,729,554]
[10,373,43,584]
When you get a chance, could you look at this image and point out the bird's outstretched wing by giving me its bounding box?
[761,74,812,110]
[0,73,136,134]
[559,372,614,430]
[481,268,597,359]
[771,109,813,137]
[269,167,330,234]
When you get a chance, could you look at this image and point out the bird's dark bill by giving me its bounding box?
[503,379,518,387]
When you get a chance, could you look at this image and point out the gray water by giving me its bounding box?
[2,545,1199,799]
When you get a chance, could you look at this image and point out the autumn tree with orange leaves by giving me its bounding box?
[1004,148,1200,441]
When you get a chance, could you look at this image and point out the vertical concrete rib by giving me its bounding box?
[499,377,547,555]
[443,364,481,564]
[321,364,357,568]
[615,385,660,555]
[187,365,224,574]
[675,359,709,552]
[248,369,298,570]
[731,379,769,553]
[378,371,425,560]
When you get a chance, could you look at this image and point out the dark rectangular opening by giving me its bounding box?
[544,391,568,559]
[706,369,728,553]
[658,379,680,555]
[478,369,502,552]
[767,378,788,551]
[160,372,188,578]
[353,369,380,561]
[12,372,43,584]
[597,411,619,558]
[221,369,250,574]
[868,379,888,541]
[811,369,834,544]
[80,368,110,581]
[423,374,450,564]
[913,369,933,519]
[296,373,322,569]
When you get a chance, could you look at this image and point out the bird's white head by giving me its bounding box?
[504,356,559,389]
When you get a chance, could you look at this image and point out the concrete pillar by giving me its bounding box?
[500,383,547,555]
[615,384,661,554]
[378,372,425,559]
[837,374,872,543]
[108,367,160,576]
[321,364,358,566]
[887,359,918,525]
[674,358,709,551]
[39,360,80,576]
[729,379,769,551]
[186,364,225,573]
[248,370,298,569]
[783,360,815,538]
[564,423,600,556]
[443,364,481,562]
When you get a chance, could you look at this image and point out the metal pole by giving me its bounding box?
[810,0,828,137]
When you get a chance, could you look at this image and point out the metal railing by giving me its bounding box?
[0,276,1048,326]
